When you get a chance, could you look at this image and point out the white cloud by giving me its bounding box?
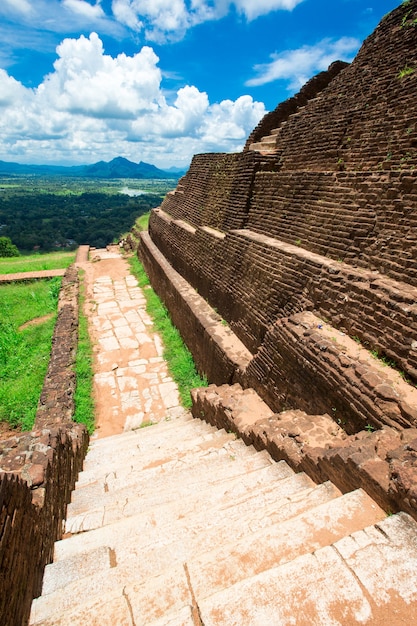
[110,0,304,40]
[39,33,163,118]
[0,33,265,167]
[246,37,360,90]
[1,0,33,17]
[62,0,106,20]
[0,69,30,107]
[234,0,304,20]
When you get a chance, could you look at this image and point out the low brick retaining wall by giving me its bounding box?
[0,266,89,626]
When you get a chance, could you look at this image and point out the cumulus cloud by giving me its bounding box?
[234,0,304,20]
[246,37,360,90]
[0,69,30,107]
[0,33,265,167]
[39,33,163,118]
[110,0,304,40]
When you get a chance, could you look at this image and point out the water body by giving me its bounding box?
[119,187,150,197]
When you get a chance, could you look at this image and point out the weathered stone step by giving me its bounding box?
[82,415,214,468]
[185,488,385,601]
[86,412,194,450]
[80,425,235,479]
[56,460,296,551]
[44,480,339,598]
[67,442,273,519]
[30,564,194,625]
[198,513,417,625]
[31,487,385,625]
[74,435,269,496]
[32,480,345,624]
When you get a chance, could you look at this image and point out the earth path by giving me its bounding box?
[76,245,185,439]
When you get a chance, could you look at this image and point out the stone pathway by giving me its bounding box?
[76,246,185,438]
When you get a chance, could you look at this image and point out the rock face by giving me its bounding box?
[139,1,417,517]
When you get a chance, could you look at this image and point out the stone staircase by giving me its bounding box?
[248,128,280,154]
[30,414,417,625]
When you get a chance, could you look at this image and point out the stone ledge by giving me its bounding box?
[191,383,417,521]
[139,231,252,385]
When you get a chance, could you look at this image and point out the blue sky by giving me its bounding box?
[0,0,400,169]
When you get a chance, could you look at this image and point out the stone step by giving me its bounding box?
[67,442,273,519]
[185,488,386,601]
[249,141,278,154]
[31,487,384,625]
[32,480,343,624]
[56,460,296,553]
[31,564,194,626]
[86,412,194,449]
[198,513,417,625]
[45,480,339,598]
[80,425,234,479]
[82,415,214,467]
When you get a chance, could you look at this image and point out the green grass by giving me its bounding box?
[128,255,207,408]
[73,270,95,434]
[0,278,61,430]
[119,210,151,244]
[0,250,75,275]
[398,65,415,79]
[135,212,151,231]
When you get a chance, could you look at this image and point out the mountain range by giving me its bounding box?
[0,156,185,179]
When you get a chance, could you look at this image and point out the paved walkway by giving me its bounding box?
[76,246,185,439]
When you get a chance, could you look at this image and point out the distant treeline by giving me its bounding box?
[0,189,163,251]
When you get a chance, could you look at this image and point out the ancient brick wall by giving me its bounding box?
[254,3,417,173]
[139,0,417,517]
[247,170,417,285]
[0,267,89,626]
[244,60,349,151]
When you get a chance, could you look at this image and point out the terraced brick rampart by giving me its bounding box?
[139,0,417,519]
[249,5,417,173]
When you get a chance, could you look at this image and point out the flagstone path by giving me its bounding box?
[75,245,186,439]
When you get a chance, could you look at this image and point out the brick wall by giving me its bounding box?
[139,0,417,513]
[0,267,89,626]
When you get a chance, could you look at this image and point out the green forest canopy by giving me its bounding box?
[0,177,176,251]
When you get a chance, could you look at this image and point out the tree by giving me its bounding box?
[0,236,20,257]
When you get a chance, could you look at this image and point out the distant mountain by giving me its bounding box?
[0,156,185,179]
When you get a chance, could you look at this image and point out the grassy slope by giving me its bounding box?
[0,251,75,274]
[0,278,61,430]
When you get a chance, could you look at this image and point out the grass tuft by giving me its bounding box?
[128,255,207,408]
[73,270,95,434]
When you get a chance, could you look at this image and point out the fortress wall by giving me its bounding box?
[242,311,417,434]
[267,4,417,173]
[149,206,417,382]
[142,211,417,432]
[140,231,252,385]
[247,171,417,284]
[244,61,349,150]
[138,0,417,518]
[159,151,267,231]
